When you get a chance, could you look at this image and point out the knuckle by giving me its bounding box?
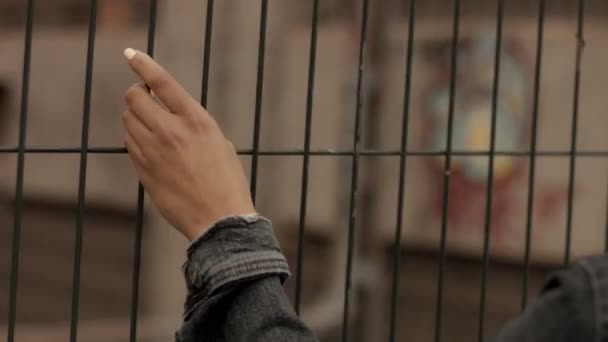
[169,129,186,146]
[121,110,132,127]
[138,152,150,168]
[191,111,220,135]
[156,126,173,145]
[148,73,170,90]
[226,140,236,152]
[187,113,207,131]
[124,134,147,166]
[124,85,140,105]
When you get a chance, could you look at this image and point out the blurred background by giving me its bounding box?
[0,0,607,341]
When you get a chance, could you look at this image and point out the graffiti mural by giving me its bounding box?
[419,33,572,248]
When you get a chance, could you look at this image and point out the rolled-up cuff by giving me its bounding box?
[182,215,290,317]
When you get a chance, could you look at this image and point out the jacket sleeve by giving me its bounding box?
[175,215,318,342]
[494,258,599,342]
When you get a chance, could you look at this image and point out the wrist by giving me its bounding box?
[184,211,258,241]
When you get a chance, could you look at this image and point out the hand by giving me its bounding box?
[121,48,255,240]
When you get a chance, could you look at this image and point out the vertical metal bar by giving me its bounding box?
[250,0,269,201]
[294,0,320,315]
[434,1,460,341]
[564,0,585,265]
[7,0,35,341]
[200,0,214,107]
[605,174,608,253]
[69,1,97,341]
[129,188,145,342]
[129,1,157,341]
[521,0,545,309]
[354,2,390,338]
[341,0,369,340]
[388,1,415,341]
[478,1,503,340]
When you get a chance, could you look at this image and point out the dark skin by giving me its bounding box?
[121,48,256,240]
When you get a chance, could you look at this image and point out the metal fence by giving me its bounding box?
[4,0,608,341]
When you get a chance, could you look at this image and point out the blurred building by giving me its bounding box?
[0,1,607,341]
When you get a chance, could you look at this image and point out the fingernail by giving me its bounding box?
[124,48,137,61]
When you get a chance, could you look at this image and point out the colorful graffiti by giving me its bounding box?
[421,33,570,237]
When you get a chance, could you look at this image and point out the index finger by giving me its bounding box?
[124,48,198,114]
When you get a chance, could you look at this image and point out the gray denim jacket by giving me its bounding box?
[175,216,605,341]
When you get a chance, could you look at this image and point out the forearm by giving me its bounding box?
[120,50,315,341]
[175,216,317,342]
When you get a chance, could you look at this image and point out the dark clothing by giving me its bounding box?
[175,216,317,341]
[494,256,603,342]
[176,216,604,341]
